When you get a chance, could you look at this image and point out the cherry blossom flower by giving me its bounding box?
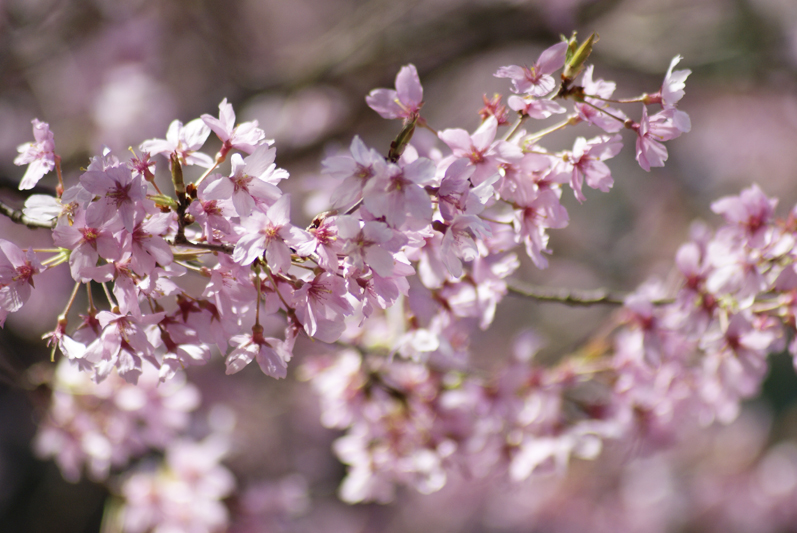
[225,326,294,378]
[634,106,691,172]
[440,214,491,278]
[366,64,423,121]
[127,211,174,276]
[660,55,691,108]
[337,215,404,277]
[513,189,569,268]
[15,119,56,190]
[293,272,352,342]
[574,66,627,133]
[43,321,87,361]
[85,309,165,383]
[119,435,234,533]
[52,211,123,282]
[34,360,200,483]
[438,116,522,185]
[494,41,568,96]
[363,158,435,228]
[496,152,554,205]
[29,184,93,226]
[711,183,777,248]
[140,118,213,167]
[479,93,509,125]
[233,195,314,270]
[80,164,148,233]
[307,216,343,272]
[202,144,286,217]
[559,134,622,202]
[507,95,566,119]
[201,97,268,158]
[0,239,43,314]
[323,136,387,209]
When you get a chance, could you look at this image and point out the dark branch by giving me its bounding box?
[508,280,661,307]
[168,238,234,255]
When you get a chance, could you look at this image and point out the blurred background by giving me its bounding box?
[2,0,797,531]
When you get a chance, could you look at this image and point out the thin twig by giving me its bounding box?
[344,198,363,216]
[507,280,675,306]
[502,113,528,141]
[167,239,234,254]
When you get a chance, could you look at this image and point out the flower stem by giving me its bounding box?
[523,114,580,144]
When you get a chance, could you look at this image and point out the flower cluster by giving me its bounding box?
[118,434,235,533]
[34,358,236,532]
[8,36,691,389]
[23,33,794,515]
[301,179,797,502]
[34,359,200,482]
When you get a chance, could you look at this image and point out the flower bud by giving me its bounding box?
[562,32,598,82]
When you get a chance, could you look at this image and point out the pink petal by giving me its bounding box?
[395,64,423,108]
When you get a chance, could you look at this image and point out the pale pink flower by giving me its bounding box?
[574,66,627,133]
[438,116,522,185]
[120,435,234,533]
[436,158,476,221]
[127,212,174,276]
[43,321,87,361]
[559,134,622,202]
[81,254,141,317]
[34,361,200,483]
[323,136,387,209]
[225,327,294,378]
[0,239,43,313]
[357,266,412,319]
[711,184,777,249]
[85,310,164,383]
[494,41,567,96]
[507,95,566,119]
[293,272,352,342]
[140,118,213,167]
[660,55,691,108]
[80,164,148,233]
[700,313,777,415]
[440,214,491,278]
[496,152,554,205]
[337,215,403,277]
[307,216,343,272]
[202,144,286,217]
[513,190,569,269]
[160,343,212,383]
[363,158,435,228]
[15,119,56,190]
[23,185,93,226]
[366,64,423,121]
[634,106,690,172]
[52,211,123,282]
[705,235,767,302]
[232,195,314,270]
[201,97,268,158]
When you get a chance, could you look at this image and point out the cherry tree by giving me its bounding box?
[4,32,796,532]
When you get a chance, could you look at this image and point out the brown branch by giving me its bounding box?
[507,280,674,307]
[167,238,234,255]
[0,200,56,229]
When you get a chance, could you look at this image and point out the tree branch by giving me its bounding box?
[508,280,628,306]
[168,238,234,255]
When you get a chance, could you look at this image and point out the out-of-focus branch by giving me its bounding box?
[507,280,674,306]
[168,238,234,255]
